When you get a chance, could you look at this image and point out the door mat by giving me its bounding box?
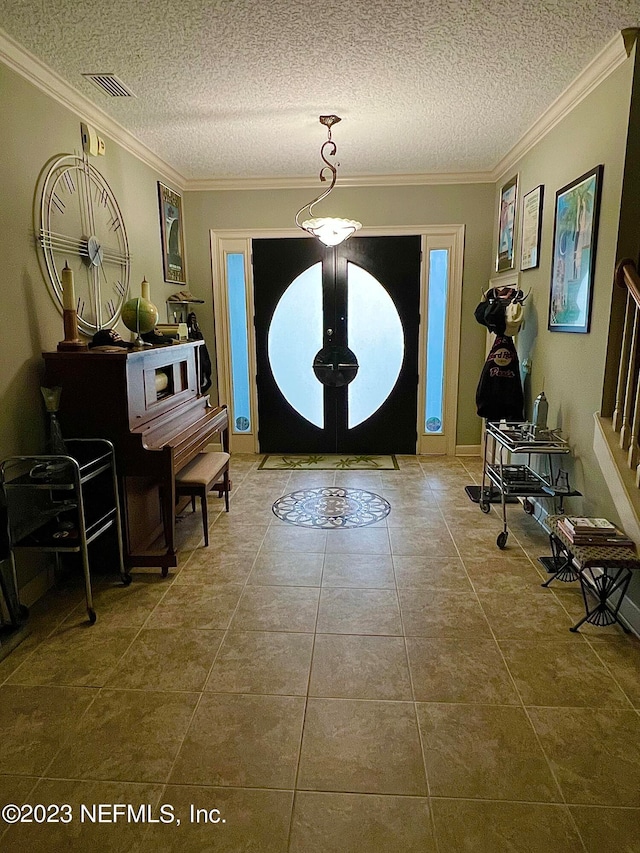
[272,487,391,528]
[259,454,399,471]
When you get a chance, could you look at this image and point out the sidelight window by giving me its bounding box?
[226,252,252,432]
[424,249,448,434]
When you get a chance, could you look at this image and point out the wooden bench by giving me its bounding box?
[175,451,230,546]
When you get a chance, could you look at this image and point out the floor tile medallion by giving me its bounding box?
[272,487,391,529]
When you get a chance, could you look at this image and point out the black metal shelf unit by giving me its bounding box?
[479,422,581,549]
[1,439,130,624]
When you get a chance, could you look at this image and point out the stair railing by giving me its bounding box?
[613,259,640,475]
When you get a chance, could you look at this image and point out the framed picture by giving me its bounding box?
[158,182,186,284]
[548,165,603,333]
[520,184,544,271]
[496,174,518,272]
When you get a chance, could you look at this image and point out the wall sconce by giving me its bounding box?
[295,115,362,247]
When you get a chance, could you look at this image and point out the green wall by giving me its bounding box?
[184,183,496,447]
[0,62,177,461]
[1,44,638,605]
[0,62,178,592]
[1,43,634,467]
[504,56,633,521]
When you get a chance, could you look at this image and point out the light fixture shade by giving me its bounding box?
[301,216,363,247]
[295,115,362,246]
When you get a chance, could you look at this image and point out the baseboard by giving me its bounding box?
[455,444,481,456]
[576,567,640,637]
[18,565,54,608]
[618,592,640,637]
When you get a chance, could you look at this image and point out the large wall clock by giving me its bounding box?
[38,154,131,334]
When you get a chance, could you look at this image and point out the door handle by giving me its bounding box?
[310,363,357,371]
[312,345,359,387]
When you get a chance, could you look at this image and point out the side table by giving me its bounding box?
[541,515,639,633]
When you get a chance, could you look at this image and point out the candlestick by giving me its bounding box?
[141,277,150,301]
[57,307,88,351]
[61,262,75,311]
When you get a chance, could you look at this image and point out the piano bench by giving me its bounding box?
[175,451,230,546]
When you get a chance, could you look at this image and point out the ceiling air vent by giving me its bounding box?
[81,73,136,98]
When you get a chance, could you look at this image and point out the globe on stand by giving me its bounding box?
[121,297,159,347]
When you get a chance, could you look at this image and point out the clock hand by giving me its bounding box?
[90,264,103,330]
[98,257,109,287]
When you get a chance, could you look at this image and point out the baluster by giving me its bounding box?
[619,303,640,450]
[613,290,633,432]
[629,376,640,469]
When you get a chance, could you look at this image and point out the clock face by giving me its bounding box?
[38,154,131,333]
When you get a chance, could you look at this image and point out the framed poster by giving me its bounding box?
[520,184,544,270]
[158,182,186,284]
[548,165,603,333]
[496,174,518,272]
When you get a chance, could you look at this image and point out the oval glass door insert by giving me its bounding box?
[268,263,324,428]
[347,262,404,428]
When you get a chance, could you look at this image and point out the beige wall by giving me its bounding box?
[1,49,634,464]
[500,56,634,522]
[0,62,178,461]
[0,62,179,589]
[2,47,637,596]
[184,183,496,447]
[0,54,501,455]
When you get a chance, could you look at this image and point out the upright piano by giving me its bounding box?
[44,341,228,572]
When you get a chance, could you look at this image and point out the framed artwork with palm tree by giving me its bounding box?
[548,165,603,333]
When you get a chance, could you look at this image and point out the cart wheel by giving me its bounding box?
[497,531,508,549]
[523,498,534,515]
[18,604,29,621]
[161,567,168,579]
[480,501,491,514]
[122,573,133,586]
[88,608,97,625]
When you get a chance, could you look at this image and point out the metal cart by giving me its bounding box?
[479,421,580,549]
[1,439,130,624]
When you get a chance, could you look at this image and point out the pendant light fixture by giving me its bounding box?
[295,114,362,247]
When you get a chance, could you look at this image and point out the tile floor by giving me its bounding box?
[0,454,639,852]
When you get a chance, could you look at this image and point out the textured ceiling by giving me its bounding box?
[0,1,638,182]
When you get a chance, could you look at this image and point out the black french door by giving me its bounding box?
[253,235,421,454]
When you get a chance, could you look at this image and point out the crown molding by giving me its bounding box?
[211,224,465,240]
[0,27,186,190]
[492,31,628,182]
[1,24,628,194]
[184,171,493,191]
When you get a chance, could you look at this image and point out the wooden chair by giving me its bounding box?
[175,451,230,545]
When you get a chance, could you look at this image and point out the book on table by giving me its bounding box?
[557,518,634,548]
[563,517,617,535]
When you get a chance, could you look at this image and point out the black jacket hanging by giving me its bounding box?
[476,335,524,421]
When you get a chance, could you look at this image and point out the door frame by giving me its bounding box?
[211,225,465,455]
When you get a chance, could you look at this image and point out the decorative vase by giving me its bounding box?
[40,386,68,455]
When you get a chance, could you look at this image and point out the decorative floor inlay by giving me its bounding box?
[272,487,392,529]
[259,454,398,470]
